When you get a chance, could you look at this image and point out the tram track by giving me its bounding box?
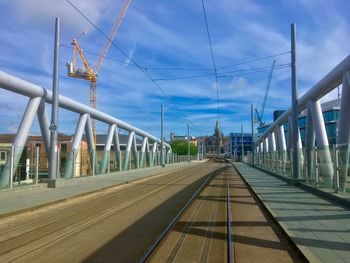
[0,167,198,245]
[143,164,231,263]
[0,163,221,262]
[0,162,305,262]
[142,163,304,263]
[0,164,196,235]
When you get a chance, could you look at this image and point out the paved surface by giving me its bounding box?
[0,161,203,217]
[230,165,303,263]
[149,164,301,263]
[149,164,229,263]
[0,163,220,262]
[234,162,350,263]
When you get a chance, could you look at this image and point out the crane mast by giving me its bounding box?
[66,0,131,142]
[255,60,276,127]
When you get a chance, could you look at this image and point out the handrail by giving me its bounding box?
[0,71,170,148]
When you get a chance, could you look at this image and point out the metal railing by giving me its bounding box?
[0,71,174,189]
[252,54,350,193]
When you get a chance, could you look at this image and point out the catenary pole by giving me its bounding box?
[161,104,165,167]
[291,23,300,179]
[187,123,190,162]
[49,17,60,180]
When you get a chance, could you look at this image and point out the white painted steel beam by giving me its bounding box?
[337,71,350,191]
[253,55,350,145]
[0,97,41,187]
[305,102,315,181]
[140,137,148,168]
[99,124,116,174]
[123,131,134,170]
[63,114,88,178]
[37,99,50,154]
[0,71,170,150]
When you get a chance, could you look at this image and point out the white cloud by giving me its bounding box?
[8,0,114,33]
[0,0,349,137]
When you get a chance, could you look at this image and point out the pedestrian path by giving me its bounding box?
[234,162,350,263]
[0,161,202,217]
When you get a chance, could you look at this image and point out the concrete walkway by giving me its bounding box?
[0,161,203,217]
[234,162,350,263]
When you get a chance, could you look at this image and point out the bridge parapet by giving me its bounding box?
[0,71,173,188]
[252,55,350,193]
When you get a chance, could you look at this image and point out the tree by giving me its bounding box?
[171,140,197,155]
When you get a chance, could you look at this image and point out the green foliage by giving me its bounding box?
[171,140,197,155]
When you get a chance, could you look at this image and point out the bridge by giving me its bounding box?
[1,14,350,263]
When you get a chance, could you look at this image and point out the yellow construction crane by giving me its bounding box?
[67,0,131,142]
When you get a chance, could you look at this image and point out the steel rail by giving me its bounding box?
[138,167,223,263]
[2,166,202,262]
[0,164,193,238]
[0,71,170,148]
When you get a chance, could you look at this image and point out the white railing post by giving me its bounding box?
[314,147,318,185]
[333,144,340,193]
[9,145,14,189]
[35,146,39,184]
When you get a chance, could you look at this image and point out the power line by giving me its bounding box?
[60,43,141,68]
[218,65,290,79]
[65,0,292,130]
[154,64,290,81]
[154,72,215,81]
[218,51,291,70]
[218,63,290,77]
[146,51,291,72]
[201,0,220,121]
[65,0,193,121]
[144,66,213,71]
[62,43,290,72]
[65,0,173,101]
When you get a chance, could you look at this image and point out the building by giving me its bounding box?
[204,120,228,154]
[27,134,89,178]
[257,98,340,146]
[230,132,253,158]
[170,132,175,142]
[0,134,18,177]
[299,98,340,145]
[0,132,151,182]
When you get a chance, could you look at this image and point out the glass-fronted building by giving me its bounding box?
[299,98,340,145]
[257,99,340,146]
[230,133,253,157]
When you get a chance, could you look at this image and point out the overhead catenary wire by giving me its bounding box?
[62,43,290,72]
[201,0,220,121]
[154,63,291,81]
[65,0,292,134]
[218,64,290,78]
[217,51,291,70]
[145,51,291,71]
[61,43,141,68]
[65,0,170,99]
[65,0,191,121]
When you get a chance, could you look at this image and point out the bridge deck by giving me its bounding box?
[234,162,350,263]
[0,161,203,217]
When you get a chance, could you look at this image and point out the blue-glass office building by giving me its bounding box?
[299,98,340,145]
[257,98,340,146]
[230,133,253,157]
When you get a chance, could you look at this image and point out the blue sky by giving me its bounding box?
[0,0,349,140]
